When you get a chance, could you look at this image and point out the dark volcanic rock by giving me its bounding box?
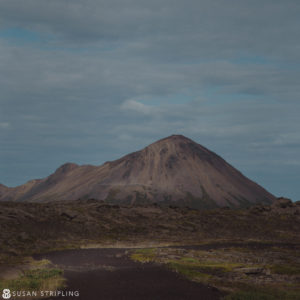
[0,200,299,262]
[272,197,293,208]
[250,197,300,216]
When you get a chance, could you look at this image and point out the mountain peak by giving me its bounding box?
[146,134,197,151]
[144,134,213,162]
[153,134,193,144]
[165,134,190,140]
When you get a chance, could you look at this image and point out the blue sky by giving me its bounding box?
[0,0,299,200]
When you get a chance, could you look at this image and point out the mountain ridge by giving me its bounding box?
[0,135,276,208]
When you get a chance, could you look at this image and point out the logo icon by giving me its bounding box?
[2,289,11,299]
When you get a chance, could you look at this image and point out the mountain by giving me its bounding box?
[0,183,8,198]
[0,135,276,208]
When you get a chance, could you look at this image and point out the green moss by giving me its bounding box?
[131,248,157,263]
[0,269,65,291]
[167,261,212,282]
[180,257,199,264]
[166,257,243,282]
[178,257,244,272]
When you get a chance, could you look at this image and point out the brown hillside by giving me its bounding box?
[0,135,276,208]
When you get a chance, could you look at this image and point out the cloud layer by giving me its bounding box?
[0,0,299,200]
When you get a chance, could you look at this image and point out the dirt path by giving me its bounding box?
[34,248,223,300]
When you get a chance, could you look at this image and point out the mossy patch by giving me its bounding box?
[167,261,212,282]
[130,248,157,263]
[166,258,244,282]
[0,268,65,292]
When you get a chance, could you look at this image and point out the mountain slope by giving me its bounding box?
[0,135,276,208]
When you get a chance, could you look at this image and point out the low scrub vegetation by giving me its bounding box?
[130,248,157,263]
[0,268,65,292]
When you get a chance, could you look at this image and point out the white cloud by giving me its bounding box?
[121,99,155,115]
[0,122,10,129]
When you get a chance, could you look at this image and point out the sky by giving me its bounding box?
[0,0,299,201]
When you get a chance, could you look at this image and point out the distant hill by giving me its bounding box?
[0,135,276,208]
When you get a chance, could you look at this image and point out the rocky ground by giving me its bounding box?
[130,243,300,299]
[0,197,299,299]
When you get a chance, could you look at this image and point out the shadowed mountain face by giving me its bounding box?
[0,135,276,208]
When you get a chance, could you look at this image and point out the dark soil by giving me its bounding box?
[34,248,223,300]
